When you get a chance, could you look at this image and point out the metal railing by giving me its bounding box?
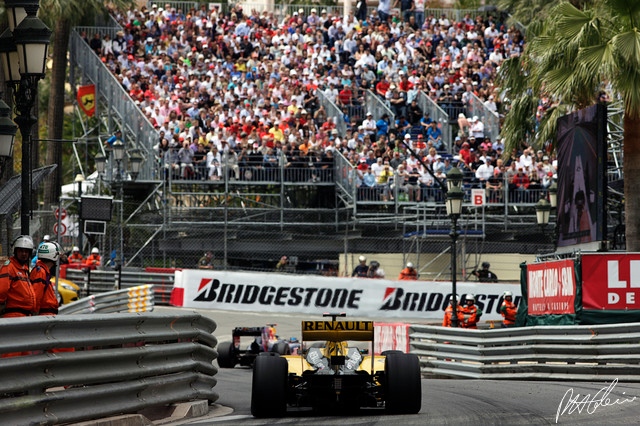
[64,268,175,305]
[146,1,199,11]
[69,29,158,180]
[409,322,640,381]
[467,93,500,145]
[418,91,451,152]
[0,312,218,425]
[334,151,356,206]
[317,89,347,137]
[58,284,155,314]
[365,89,395,128]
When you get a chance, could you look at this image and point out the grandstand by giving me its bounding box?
[64,2,623,277]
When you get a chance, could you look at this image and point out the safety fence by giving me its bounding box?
[467,93,500,145]
[58,284,155,314]
[409,323,640,381]
[417,91,451,153]
[63,268,174,305]
[0,312,218,425]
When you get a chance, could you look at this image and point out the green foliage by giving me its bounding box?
[498,0,640,154]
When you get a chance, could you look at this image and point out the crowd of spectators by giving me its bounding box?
[84,2,554,204]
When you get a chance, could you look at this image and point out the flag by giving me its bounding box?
[77,85,96,117]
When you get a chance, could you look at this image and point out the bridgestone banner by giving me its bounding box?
[174,270,521,321]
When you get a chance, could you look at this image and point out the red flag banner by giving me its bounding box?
[527,260,576,315]
[77,85,96,117]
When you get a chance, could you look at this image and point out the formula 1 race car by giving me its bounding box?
[217,324,300,368]
[250,314,421,417]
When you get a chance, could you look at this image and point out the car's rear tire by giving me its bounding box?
[217,342,237,368]
[381,350,403,356]
[273,341,291,355]
[385,353,422,414]
[251,354,288,417]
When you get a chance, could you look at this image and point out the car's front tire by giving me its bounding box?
[384,353,422,414]
[251,354,288,417]
[216,341,238,368]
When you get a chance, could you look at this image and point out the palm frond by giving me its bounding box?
[611,30,640,69]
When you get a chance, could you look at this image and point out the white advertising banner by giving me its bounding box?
[174,270,521,321]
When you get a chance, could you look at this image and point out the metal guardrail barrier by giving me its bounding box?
[467,93,500,145]
[58,284,155,314]
[317,89,347,137]
[409,323,640,381]
[146,0,199,11]
[69,30,157,180]
[365,89,395,128]
[418,91,451,152]
[64,268,174,305]
[0,312,218,425]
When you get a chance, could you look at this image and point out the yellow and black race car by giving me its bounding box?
[251,314,421,417]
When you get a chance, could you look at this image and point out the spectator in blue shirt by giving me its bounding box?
[104,129,123,148]
[426,121,443,150]
[376,114,389,138]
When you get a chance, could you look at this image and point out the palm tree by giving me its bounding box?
[499,0,640,251]
[40,0,133,210]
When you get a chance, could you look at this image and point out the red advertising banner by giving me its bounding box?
[527,260,576,315]
[582,254,640,310]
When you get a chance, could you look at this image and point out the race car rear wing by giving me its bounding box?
[232,326,269,337]
[301,321,374,341]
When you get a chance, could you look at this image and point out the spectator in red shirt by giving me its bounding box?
[338,84,353,106]
[376,77,390,97]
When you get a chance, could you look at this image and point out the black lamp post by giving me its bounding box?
[104,144,142,269]
[445,167,464,327]
[0,0,51,235]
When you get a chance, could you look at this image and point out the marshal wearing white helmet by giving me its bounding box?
[31,242,62,315]
[0,235,36,318]
[500,290,517,328]
[460,294,483,329]
[86,248,101,267]
[398,262,417,280]
[69,246,84,264]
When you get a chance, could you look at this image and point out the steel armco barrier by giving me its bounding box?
[58,284,155,315]
[0,312,218,425]
[409,323,640,381]
[64,268,174,305]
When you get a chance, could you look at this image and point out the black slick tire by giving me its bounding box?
[216,341,237,368]
[251,354,288,417]
[385,353,422,414]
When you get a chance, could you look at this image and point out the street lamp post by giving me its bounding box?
[0,0,51,235]
[105,145,142,270]
[445,167,464,327]
[535,198,551,227]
